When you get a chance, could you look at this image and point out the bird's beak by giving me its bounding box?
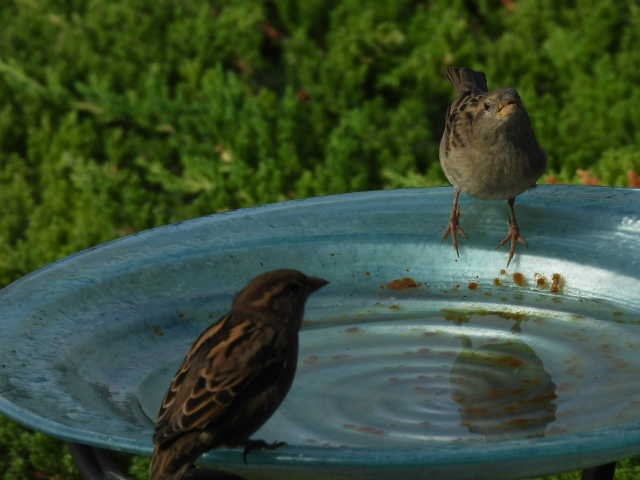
[306,277,329,294]
[496,91,520,118]
[497,101,519,117]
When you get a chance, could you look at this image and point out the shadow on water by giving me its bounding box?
[449,337,557,438]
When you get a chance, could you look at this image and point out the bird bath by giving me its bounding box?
[1,185,639,479]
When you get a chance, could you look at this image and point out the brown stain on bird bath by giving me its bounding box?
[512,272,527,287]
[332,354,352,360]
[443,309,471,324]
[443,308,529,332]
[343,424,385,436]
[344,326,362,333]
[303,355,321,366]
[550,273,564,294]
[386,277,421,290]
[152,326,165,336]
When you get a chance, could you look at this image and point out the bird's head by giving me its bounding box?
[481,88,522,119]
[470,88,526,133]
[232,269,328,324]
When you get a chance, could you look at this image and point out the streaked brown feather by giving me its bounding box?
[155,316,281,446]
[187,313,231,357]
[155,314,232,427]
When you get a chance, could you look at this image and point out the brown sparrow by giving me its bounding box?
[440,66,547,266]
[150,269,329,480]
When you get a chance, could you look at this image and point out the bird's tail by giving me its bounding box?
[149,443,193,480]
[445,66,488,93]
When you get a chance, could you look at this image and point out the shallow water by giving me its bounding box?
[133,283,640,449]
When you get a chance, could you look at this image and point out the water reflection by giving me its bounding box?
[450,337,557,438]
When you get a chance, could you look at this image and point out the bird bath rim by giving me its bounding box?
[0,185,639,478]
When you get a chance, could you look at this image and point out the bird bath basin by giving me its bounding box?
[1,185,640,480]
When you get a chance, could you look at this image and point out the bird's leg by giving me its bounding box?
[442,188,466,256]
[242,439,287,464]
[497,197,527,267]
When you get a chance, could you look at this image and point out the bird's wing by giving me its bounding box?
[154,313,281,447]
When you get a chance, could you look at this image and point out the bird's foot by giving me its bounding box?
[497,221,527,267]
[243,440,287,464]
[442,215,467,257]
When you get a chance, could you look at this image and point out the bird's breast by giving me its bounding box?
[440,140,545,200]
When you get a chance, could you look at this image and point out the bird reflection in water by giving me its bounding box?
[450,337,557,438]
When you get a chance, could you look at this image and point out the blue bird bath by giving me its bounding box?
[1,185,639,479]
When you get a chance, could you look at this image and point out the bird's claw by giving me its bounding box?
[243,440,287,464]
[497,221,527,267]
[442,224,466,257]
[442,214,466,257]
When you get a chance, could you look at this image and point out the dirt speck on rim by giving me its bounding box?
[386,277,421,290]
[344,326,361,333]
[343,424,385,436]
[500,269,507,275]
[443,309,471,324]
[512,272,527,287]
[332,354,352,360]
[550,273,565,294]
[152,326,164,336]
[494,278,503,286]
[468,282,479,290]
[303,355,320,365]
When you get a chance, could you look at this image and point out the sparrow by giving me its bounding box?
[149,269,329,480]
[440,66,547,266]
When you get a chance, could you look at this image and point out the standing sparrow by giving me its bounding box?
[150,269,329,480]
[440,66,547,266]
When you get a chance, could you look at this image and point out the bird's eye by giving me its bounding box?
[484,102,491,111]
[289,283,302,294]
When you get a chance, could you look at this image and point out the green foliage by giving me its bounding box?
[589,146,640,186]
[1,0,639,478]
[0,416,80,479]
[128,455,150,480]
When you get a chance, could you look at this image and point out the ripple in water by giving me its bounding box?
[137,294,640,449]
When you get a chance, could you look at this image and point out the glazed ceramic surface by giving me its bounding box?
[1,186,639,479]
